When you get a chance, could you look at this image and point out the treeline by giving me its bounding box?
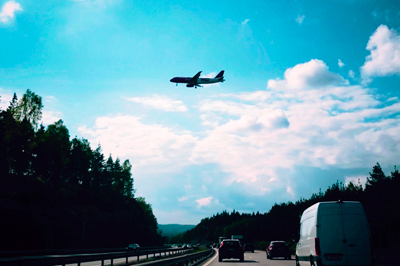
[0,90,162,250]
[171,163,400,250]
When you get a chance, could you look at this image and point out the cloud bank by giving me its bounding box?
[0,1,22,24]
[361,25,400,83]
[125,95,188,112]
[79,57,400,208]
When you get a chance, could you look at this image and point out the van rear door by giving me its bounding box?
[319,209,347,265]
[341,203,371,265]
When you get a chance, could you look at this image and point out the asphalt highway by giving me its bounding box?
[204,250,295,266]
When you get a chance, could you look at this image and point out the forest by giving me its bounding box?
[0,90,163,250]
[171,163,400,253]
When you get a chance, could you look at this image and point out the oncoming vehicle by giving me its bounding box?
[126,243,140,252]
[295,201,371,266]
[219,239,244,262]
[266,241,291,260]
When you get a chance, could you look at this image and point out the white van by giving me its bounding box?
[296,201,371,266]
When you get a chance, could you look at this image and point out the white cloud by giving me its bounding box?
[296,14,305,25]
[361,25,400,83]
[199,99,259,117]
[178,196,188,202]
[191,59,400,193]
[241,19,250,25]
[267,59,348,90]
[338,59,345,68]
[220,91,272,102]
[125,95,188,112]
[0,1,22,24]
[345,175,368,188]
[78,115,197,172]
[286,186,295,197]
[348,70,355,79]
[76,59,400,210]
[41,110,63,126]
[0,91,13,110]
[196,197,213,207]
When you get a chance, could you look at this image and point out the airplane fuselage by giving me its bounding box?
[170,70,225,88]
[170,77,224,84]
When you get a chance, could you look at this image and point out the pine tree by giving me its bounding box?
[366,162,386,186]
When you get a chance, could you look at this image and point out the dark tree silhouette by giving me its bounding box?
[0,89,161,250]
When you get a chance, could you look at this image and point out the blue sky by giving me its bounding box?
[1,0,400,224]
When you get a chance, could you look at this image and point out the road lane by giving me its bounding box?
[205,250,294,266]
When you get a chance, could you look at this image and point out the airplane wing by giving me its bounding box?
[188,71,201,85]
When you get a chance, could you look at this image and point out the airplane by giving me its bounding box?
[170,70,225,88]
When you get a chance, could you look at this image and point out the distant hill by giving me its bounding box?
[158,224,196,237]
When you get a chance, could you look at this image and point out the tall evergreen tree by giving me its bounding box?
[122,160,134,198]
[6,93,18,117]
[366,162,386,186]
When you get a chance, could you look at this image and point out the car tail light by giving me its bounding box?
[220,242,223,248]
[315,238,321,256]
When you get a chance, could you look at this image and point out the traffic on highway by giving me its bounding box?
[206,250,293,266]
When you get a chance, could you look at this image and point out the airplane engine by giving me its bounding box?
[186,84,194,87]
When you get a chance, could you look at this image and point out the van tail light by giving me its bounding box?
[315,238,321,256]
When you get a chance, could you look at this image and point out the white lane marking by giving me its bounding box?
[202,248,218,266]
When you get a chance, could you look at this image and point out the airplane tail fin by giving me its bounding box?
[215,70,224,79]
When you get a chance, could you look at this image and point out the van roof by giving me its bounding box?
[300,201,363,222]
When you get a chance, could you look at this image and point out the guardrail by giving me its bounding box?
[0,247,193,266]
[0,246,171,258]
[138,248,215,266]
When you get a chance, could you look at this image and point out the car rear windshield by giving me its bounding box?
[224,241,240,247]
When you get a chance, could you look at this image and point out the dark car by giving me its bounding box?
[219,239,244,262]
[126,243,140,252]
[266,241,291,260]
[244,243,254,253]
